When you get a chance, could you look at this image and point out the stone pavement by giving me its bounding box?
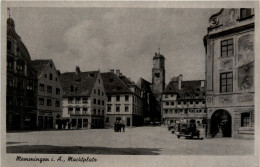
[6,126,254,155]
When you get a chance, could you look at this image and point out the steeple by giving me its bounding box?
[7,7,11,18]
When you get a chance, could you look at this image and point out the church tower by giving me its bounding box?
[152,49,165,101]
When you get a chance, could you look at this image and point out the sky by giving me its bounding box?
[10,7,220,84]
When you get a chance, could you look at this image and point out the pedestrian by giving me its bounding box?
[68,121,71,130]
[122,123,125,132]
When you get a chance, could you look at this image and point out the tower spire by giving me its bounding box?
[7,7,11,18]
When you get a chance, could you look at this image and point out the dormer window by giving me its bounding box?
[70,85,77,92]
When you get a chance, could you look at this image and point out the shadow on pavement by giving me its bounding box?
[7,145,162,155]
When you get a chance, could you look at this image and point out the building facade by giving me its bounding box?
[137,78,161,123]
[101,70,143,128]
[204,8,254,138]
[31,60,63,129]
[162,75,206,125]
[6,17,38,130]
[60,68,106,129]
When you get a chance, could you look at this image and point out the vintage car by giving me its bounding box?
[175,123,200,139]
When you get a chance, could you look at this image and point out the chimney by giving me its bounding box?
[178,74,183,90]
[76,66,81,75]
[110,69,114,73]
[116,69,120,76]
[201,80,205,88]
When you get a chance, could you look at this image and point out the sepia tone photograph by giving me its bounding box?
[1,1,259,167]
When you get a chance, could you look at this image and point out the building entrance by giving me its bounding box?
[211,109,232,137]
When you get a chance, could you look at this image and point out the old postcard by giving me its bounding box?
[1,1,259,167]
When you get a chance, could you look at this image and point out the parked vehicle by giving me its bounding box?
[175,123,200,139]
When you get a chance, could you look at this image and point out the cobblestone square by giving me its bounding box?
[6,126,254,155]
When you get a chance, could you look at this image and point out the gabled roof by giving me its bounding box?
[137,78,152,93]
[60,71,99,97]
[101,72,132,94]
[163,80,205,99]
[30,60,51,77]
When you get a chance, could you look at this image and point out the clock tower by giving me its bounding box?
[152,49,165,101]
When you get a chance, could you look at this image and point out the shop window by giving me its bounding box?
[220,72,233,93]
[241,113,250,127]
[221,39,233,58]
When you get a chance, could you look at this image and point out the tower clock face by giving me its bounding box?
[155,72,160,78]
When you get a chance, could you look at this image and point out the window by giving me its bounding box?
[220,72,233,93]
[75,97,80,104]
[7,58,13,69]
[7,96,12,105]
[190,101,193,104]
[240,8,252,19]
[44,74,47,78]
[102,92,104,96]
[98,100,100,105]
[241,113,250,127]
[165,94,168,98]
[221,39,233,58]
[27,81,33,90]
[55,101,60,107]
[116,95,120,102]
[93,89,96,94]
[106,117,109,123]
[171,102,174,105]
[83,98,88,103]
[107,96,111,102]
[7,40,12,51]
[7,78,13,87]
[183,101,187,105]
[17,79,23,89]
[202,101,206,104]
[50,63,52,68]
[83,108,88,114]
[68,98,73,104]
[102,110,104,115]
[116,105,120,112]
[98,109,100,115]
[16,60,24,71]
[125,95,129,102]
[102,100,104,106]
[56,88,60,95]
[55,78,58,81]
[39,98,44,105]
[70,85,77,92]
[17,97,23,106]
[49,73,53,80]
[68,108,73,114]
[166,102,169,106]
[76,108,80,115]
[165,110,168,114]
[98,79,101,84]
[47,99,52,106]
[98,89,100,95]
[93,98,96,104]
[107,105,111,112]
[39,84,44,91]
[178,101,181,105]
[93,109,96,115]
[125,106,129,112]
[47,86,52,93]
[196,101,199,104]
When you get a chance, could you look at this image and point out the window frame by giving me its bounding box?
[220,72,233,93]
[221,38,233,58]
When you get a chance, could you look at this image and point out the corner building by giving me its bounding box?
[204,8,254,138]
[6,17,38,130]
